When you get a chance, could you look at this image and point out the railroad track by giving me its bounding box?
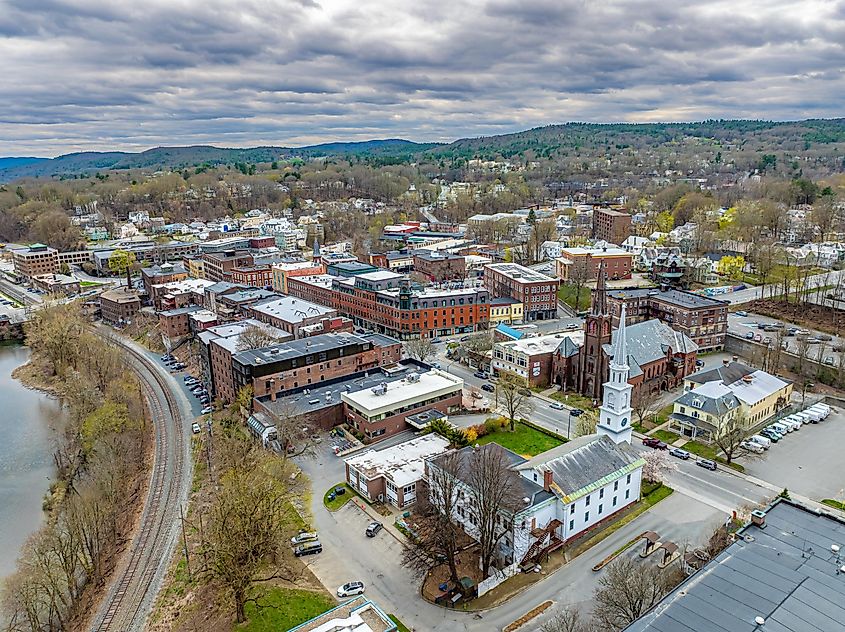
[90,336,191,632]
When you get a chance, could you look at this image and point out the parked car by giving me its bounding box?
[759,428,781,442]
[695,360,705,367]
[291,531,319,546]
[200,406,213,414]
[481,383,495,392]
[735,311,748,317]
[696,458,717,471]
[786,328,797,336]
[749,435,771,450]
[549,402,565,410]
[569,408,584,417]
[365,521,383,537]
[471,391,482,399]
[825,357,836,366]
[191,422,201,434]
[474,371,489,379]
[337,581,365,598]
[294,541,323,557]
[754,333,763,342]
[745,332,755,339]
[740,440,764,454]
[642,437,668,450]
[517,387,533,397]
[431,337,443,344]
[817,334,833,341]
[460,335,471,342]
[564,323,580,330]
[668,447,690,460]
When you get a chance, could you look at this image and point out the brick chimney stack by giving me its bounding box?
[543,469,553,492]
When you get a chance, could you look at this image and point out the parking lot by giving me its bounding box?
[738,404,845,501]
[728,311,845,364]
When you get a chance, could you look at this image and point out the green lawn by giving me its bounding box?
[652,429,681,444]
[642,483,673,507]
[822,499,845,511]
[240,586,335,632]
[389,614,411,632]
[477,421,564,457]
[79,280,103,287]
[740,264,825,286]
[549,390,597,412]
[681,440,745,472]
[323,483,354,511]
[558,284,592,312]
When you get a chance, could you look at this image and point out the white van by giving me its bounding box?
[740,440,765,454]
[801,408,822,423]
[749,435,771,450]
[769,421,791,434]
[807,404,829,420]
[792,411,812,425]
[782,416,802,431]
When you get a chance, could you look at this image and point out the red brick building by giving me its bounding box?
[99,287,141,325]
[412,251,466,281]
[287,271,490,339]
[231,265,273,288]
[201,250,254,282]
[483,263,559,321]
[592,208,631,245]
[556,247,633,282]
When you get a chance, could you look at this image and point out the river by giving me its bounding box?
[0,345,64,578]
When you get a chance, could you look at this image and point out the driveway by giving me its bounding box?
[738,406,845,501]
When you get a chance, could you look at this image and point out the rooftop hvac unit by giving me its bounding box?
[407,372,420,383]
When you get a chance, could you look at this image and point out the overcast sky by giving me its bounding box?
[1,0,844,156]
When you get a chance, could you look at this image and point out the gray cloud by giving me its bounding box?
[0,0,843,155]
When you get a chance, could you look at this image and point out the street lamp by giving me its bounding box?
[801,382,815,407]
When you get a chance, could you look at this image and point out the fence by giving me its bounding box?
[477,562,520,597]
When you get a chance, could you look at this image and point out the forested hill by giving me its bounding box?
[0,139,438,182]
[425,119,845,161]
[3,119,845,182]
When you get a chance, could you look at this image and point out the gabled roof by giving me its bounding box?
[687,361,754,386]
[675,381,740,417]
[602,318,698,377]
[514,435,644,503]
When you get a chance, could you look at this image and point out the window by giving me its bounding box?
[598,504,603,515]
[569,519,574,531]
[626,474,631,484]
[584,511,590,522]
[585,495,590,506]
[570,504,575,515]
[625,490,630,500]
[614,481,618,491]
[612,496,617,507]
[599,489,604,499]
[532,472,537,482]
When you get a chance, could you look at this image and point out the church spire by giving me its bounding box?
[592,259,608,316]
[611,304,628,369]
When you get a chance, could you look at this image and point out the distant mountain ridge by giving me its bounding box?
[0,139,439,182]
[3,119,845,182]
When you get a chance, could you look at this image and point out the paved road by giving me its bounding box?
[726,269,844,304]
[90,334,194,632]
[728,311,844,364]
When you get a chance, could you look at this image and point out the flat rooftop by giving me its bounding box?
[342,368,463,413]
[625,499,845,632]
[485,262,556,283]
[234,332,370,366]
[559,246,630,257]
[249,295,334,323]
[345,434,450,487]
[607,287,728,309]
[288,596,395,632]
[497,332,583,355]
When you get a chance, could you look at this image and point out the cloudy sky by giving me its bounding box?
[1,0,844,156]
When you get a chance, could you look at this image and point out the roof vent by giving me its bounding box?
[755,616,765,626]
[832,544,841,554]
[523,497,531,504]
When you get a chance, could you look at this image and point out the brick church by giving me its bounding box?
[552,261,699,404]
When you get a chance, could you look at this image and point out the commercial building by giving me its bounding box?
[556,246,633,281]
[288,596,397,632]
[270,261,325,293]
[243,295,339,338]
[11,243,59,280]
[154,278,216,311]
[592,208,631,245]
[142,262,188,302]
[669,361,793,441]
[625,499,845,632]
[158,306,217,339]
[345,434,450,508]
[483,263,560,322]
[230,265,272,288]
[492,332,583,387]
[369,250,415,272]
[342,369,464,440]
[31,273,80,296]
[287,271,490,339]
[606,287,729,352]
[197,319,292,402]
[99,287,141,325]
[489,297,524,326]
[201,250,254,282]
[412,251,466,282]
[229,332,402,404]
[326,261,379,277]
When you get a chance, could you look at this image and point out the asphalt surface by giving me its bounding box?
[725,269,845,304]
[738,406,845,501]
[728,311,845,363]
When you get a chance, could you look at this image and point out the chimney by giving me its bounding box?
[750,509,766,528]
[732,355,738,362]
[722,359,729,367]
[269,378,277,402]
[543,469,553,492]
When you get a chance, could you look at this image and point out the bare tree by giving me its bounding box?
[402,452,464,587]
[574,410,598,437]
[495,372,533,431]
[541,605,593,632]
[464,331,494,356]
[466,444,522,576]
[404,337,435,363]
[236,325,287,352]
[632,387,662,428]
[593,557,682,631]
[711,412,759,465]
[566,257,591,313]
[267,400,315,461]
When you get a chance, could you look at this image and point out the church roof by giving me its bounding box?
[602,318,698,377]
[514,434,644,503]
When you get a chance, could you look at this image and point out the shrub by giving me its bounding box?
[471,423,489,438]
[465,427,478,443]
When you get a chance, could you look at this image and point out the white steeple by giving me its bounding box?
[597,304,633,444]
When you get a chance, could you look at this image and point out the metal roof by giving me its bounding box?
[625,499,845,632]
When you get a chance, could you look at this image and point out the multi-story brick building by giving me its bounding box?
[556,246,633,282]
[369,250,414,272]
[492,331,583,387]
[489,297,524,325]
[229,332,403,404]
[99,287,141,325]
[201,250,254,282]
[412,251,466,281]
[605,287,729,352]
[11,243,59,280]
[158,305,217,339]
[483,263,559,322]
[287,271,490,339]
[270,261,325,293]
[243,295,339,338]
[230,265,273,288]
[141,262,188,299]
[592,208,631,245]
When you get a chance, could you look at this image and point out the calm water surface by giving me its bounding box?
[0,345,64,578]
